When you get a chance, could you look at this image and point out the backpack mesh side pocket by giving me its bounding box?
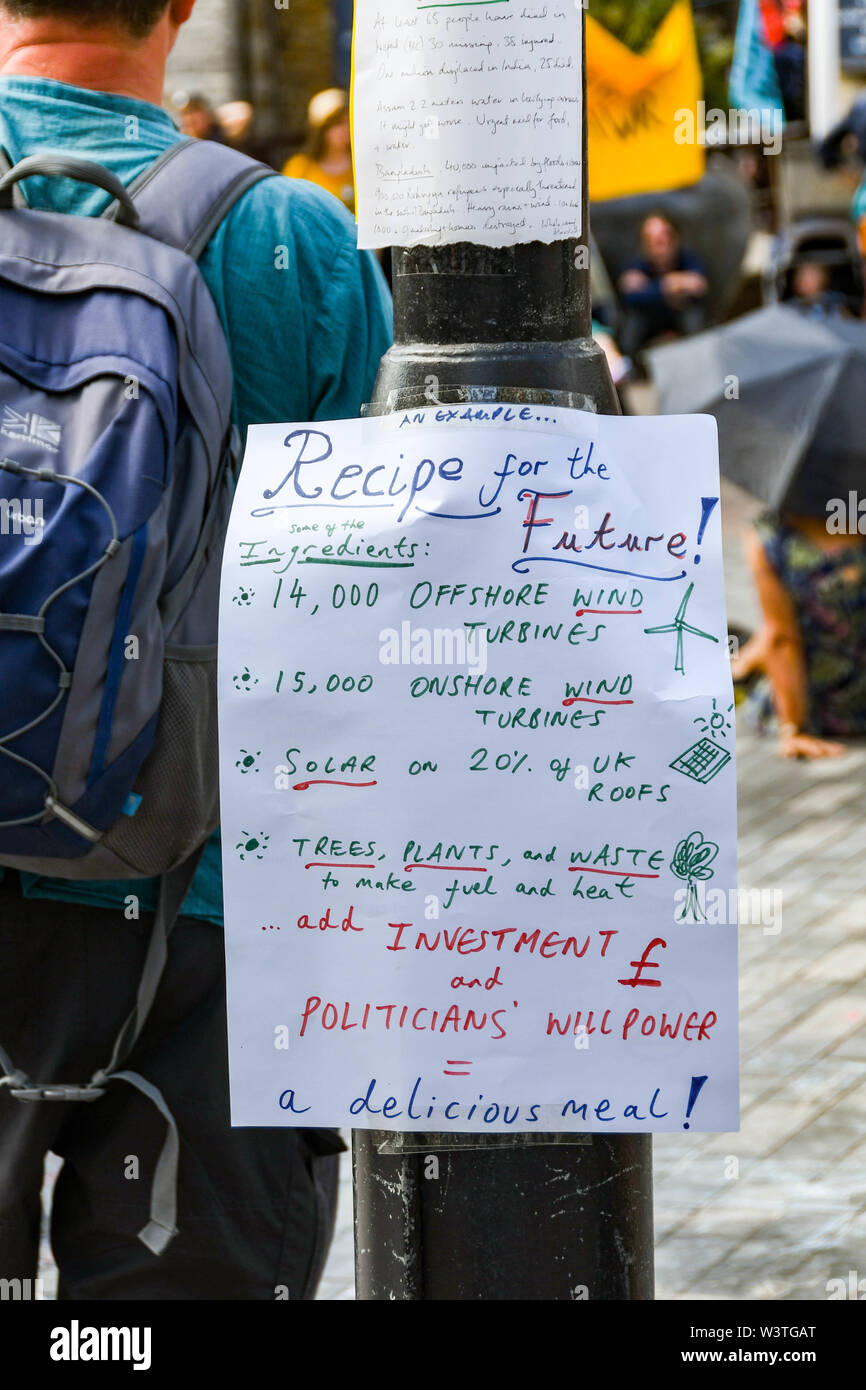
[98,645,219,875]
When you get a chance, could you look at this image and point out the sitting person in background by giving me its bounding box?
[789,261,851,318]
[618,212,709,359]
[283,87,354,213]
[733,511,866,758]
[792,261,830,303]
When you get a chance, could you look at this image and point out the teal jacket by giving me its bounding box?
[0,75,393,924]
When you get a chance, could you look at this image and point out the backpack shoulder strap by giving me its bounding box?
[107,137,279,261]
[0,146,27,208]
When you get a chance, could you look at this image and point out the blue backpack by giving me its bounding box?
[0,139,276,1252]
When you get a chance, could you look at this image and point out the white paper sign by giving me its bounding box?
[219,405,738,1132]
[351,1,583,248]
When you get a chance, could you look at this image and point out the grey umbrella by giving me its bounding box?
[647,303,866,515]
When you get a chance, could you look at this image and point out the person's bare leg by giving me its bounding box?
[731,628,769,682]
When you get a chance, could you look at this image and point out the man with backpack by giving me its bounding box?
[0,0,392,1298]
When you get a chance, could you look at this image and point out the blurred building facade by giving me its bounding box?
[166,0,342,160]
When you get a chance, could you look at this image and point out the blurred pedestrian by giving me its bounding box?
[216,99,254,152]
[618,212,709,360]
[819,97,866,262]
[283,87,354,212]
[761,0,806,124]
[733,512,866,758]
[848,158,866,261]
[173,89,227,142]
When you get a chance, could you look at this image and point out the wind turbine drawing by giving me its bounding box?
[644,583,717,675]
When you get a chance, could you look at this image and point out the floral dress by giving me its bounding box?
[746,511,866,737]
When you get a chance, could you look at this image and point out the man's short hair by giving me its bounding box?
[640,209,680,239]
[1,2,169,37]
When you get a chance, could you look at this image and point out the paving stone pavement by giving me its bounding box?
[37,477,865,1301]
[652,723,866,1301]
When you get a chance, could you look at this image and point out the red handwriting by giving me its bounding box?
[547,1007,718,1041]
[299,996,509,1039]
[293,779,378,790]
[574,607,643,617]
[304,861,376,870]
[297,905,362,932]
[567,866,660,879]
[547,1008,613,1036]
[519,489,572,553]
[617,937,667,988]
[386,922,618,957]
[403,864,488,873]
[451,965,503,990]
[561,697,635,707]
[623,1008,717,1041]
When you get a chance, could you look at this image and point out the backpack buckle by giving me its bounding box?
[10,1083,105,1102]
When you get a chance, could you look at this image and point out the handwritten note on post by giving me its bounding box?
[218,406,738,1132]
[351,1,583,248]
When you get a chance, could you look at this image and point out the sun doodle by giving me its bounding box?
[232,666,259,691]
[693,697,734,738]
[236,832,270,861]
[235,748,261,774]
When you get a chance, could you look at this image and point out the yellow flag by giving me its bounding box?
[587,0,705,203]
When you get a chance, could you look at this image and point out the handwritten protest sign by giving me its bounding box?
[351,1,582,248]
[218,406,738,1132]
